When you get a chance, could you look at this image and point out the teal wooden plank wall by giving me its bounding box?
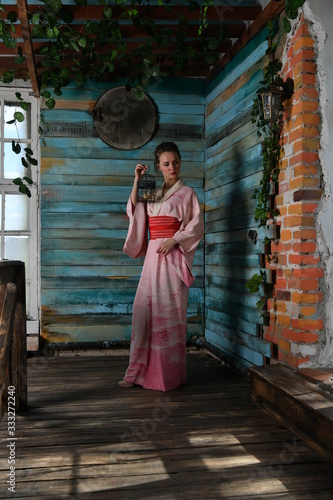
[204,29,272,368]
[41,78,205,346]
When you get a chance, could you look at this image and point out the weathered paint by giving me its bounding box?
[204,28,271,368]
[305,0,333,366]
[41,78,205,346]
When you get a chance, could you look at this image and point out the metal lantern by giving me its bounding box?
[137,167,156,203]
[258,78,294,124]
[259,86,284,123]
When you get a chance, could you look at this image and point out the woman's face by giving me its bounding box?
[158,151,181,185]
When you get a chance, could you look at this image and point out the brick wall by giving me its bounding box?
[265,15,324,368]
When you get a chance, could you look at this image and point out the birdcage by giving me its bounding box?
[137,167,156,203]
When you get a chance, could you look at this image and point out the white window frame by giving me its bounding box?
[0,88,40,350]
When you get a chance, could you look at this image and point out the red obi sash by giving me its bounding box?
[149,216,181,240]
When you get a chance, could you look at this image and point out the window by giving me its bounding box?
[0,89,40,349]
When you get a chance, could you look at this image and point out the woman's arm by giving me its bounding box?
[130,164,148,207]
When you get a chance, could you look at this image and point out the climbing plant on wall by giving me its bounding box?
[246,0,307,310]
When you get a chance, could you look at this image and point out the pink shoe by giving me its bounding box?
[118,380,134,388]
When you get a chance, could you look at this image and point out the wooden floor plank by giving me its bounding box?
[0,351,332,499]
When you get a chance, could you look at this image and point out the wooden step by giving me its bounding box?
[249,363,333,460]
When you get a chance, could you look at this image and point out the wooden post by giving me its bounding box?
[11,263,28,411]
[0,261,27,417]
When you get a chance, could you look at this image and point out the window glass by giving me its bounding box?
[4,194,29,230]
[4,235,29,273]
[4,102,31,140]
[4,142,31,179]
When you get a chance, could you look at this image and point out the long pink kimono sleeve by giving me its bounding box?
[123,199,148,259]
[166,189,204,287]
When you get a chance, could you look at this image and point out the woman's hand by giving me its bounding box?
[157,238,177,256]
[131,164,149,207]
[134,164,148,181]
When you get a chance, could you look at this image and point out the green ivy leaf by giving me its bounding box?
[23,176,33,185]
[21,157,29,168]
[7,11,18,23]
[27,155,38,166]
[31,12,40,25]
[24,147,33,155]
[281,16,292,33]
[12,141,21,154]
[13,178,22,186]
[2,70,15,84]
[45,98,56,109]
[19,184,31,197]
[14,111,25,122]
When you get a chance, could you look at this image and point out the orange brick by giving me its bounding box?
[293,139,321,153]
[293,229,317,240]
[276,255,287,267]
[290,51,305,67]
[275,194,284,206]
[289,152,319,166]
[275,278,287,289]
[292,292,323,304]
[302,127,320,139]
[288,278,302,290]
[279,338,291,352]
[289,127,304,143]
[296,319,324,330]
[294,61,317,78]
[294,114,320,128]
[284,269,293,278]
[277,268,284,278]
[282,328,318,344]
[300,279,320,291]
[278,205,288,217]
[278,351,310,368]
[288,203,302,215]
[289,177,320,190]
[294,36,315,53]
[280,229,292,241]
[284,215,314,227]
[292,241,317,253]
[289,254,320,266]
[291,101,319,116]
[300,306,317,317]
[264,331,278,345]
[293,86,319,102]
[293,268,324,279]
[302,203,318,213]
[275,301,287,313]
[292,22,310,43]
[294,164,318,177]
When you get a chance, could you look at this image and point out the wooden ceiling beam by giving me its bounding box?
[64,5,262,22]
[16,0,39,97]
[206,0,286,84]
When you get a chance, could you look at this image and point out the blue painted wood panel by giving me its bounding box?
[41,78,205,346]
[204,28,269,368]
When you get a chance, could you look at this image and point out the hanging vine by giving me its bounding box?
[246,0,306,310]
[0,0,224,196]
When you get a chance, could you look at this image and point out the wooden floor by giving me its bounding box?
[1,350,333,499]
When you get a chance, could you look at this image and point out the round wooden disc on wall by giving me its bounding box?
[93,87,157,150]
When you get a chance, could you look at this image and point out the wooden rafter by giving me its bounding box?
[16,0,39,97]
[0,1,286,84]
[206,0,286,84]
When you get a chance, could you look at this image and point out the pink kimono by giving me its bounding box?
[123,179,204,391]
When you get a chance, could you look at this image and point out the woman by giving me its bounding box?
[119,142,204,391]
